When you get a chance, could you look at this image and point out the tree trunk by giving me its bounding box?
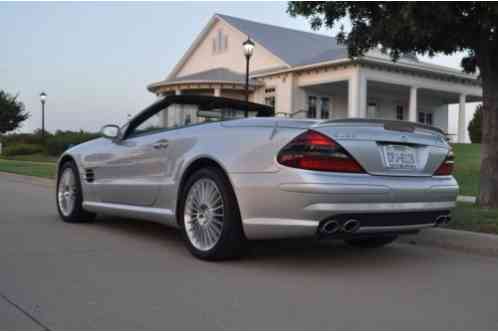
[478,57,498,208]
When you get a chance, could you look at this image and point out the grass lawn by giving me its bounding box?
[452,143,480,197]
[0,158,56,178]
[448,202,498,234]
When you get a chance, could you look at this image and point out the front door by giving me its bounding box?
[94,130,173,206]
[94,108,174,207]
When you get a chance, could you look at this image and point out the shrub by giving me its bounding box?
[468,104,482,143]
[0,132,48,146]
[45,130,99,156]
[2,143,44,156]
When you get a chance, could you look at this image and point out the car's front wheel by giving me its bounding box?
[56,161,96,223]
[345,235,398,248]
[179,167,246,260]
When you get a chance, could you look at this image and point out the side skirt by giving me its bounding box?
[83,201,179,228]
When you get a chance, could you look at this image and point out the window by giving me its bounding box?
[308,96,317,118]
[132,113,163,136]
[212,29,228,54]
[396,105,404,120]
[418,111,433,126]
[320,97,330,119]
[367,102,377,119]
[264,88,276,109]
[426,113,433,126]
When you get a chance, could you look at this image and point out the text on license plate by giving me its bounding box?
[383,145,417,169]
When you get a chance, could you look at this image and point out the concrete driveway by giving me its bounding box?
[1,173,498,330]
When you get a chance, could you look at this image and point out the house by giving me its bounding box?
[147,14,482,143]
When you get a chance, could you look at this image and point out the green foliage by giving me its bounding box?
[468,104,482,143]
[45,130,99,156]
[2,143,44,156]
[0,130,99,157]
[0,132,47,146]
[0,90,30,134]
[287,2,498,72]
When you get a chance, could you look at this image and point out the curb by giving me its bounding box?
[399,227,498,258]
[457,195,477,203]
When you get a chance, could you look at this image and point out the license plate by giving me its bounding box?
[382,145,417,169]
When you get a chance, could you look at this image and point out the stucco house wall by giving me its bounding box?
[176,19,285,78]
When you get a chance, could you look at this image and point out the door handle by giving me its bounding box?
[153,139,169,149]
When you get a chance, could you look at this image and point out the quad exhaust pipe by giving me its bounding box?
[342,219,361,233]
[319,219,361,235]
[320,219,341,234]
[435,214,451,226]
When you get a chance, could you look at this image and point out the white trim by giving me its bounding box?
[251,56,480,87]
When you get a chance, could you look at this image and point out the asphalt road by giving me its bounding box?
[1,173,498,330]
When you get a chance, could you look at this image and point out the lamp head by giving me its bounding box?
[243,38,255,58]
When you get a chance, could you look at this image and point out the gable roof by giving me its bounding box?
[217,14,348,67]
[163,13,478,86]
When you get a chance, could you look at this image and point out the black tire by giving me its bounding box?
[178,167,246,260]
[56,161,96,223]
[345,235,398,248]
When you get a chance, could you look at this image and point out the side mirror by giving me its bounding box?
[100,124,121,140]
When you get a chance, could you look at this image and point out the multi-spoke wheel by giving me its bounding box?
[179,167,245,260]
[56,161,95,223]
[184,178,224,251]
[58,167,77,217]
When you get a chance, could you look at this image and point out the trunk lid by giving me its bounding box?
[313,119,450,177]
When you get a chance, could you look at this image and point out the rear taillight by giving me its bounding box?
[434,150,454,176]
[277,130,365,173]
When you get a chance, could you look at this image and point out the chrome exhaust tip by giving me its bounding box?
[320,219,340,234]
[435,215,451,226]
[342,219,361,233]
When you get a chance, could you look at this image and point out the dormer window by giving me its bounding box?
[212,29,228,54]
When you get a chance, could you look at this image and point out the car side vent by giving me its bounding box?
[85,169,95,183]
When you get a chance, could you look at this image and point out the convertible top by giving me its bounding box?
[125,95,275,138]
[150,94,273,115]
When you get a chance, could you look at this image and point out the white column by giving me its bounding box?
[175,89,182,126]
[458,94,467,143]
[214,87,221,97]
[348,69,366,118]
[348,74,359,118]
[358,74,367,118]
[409,86,418,122]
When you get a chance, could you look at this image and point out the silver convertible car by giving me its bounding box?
[56,95,458,260]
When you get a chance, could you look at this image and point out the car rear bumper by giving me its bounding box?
[229,169,458,240]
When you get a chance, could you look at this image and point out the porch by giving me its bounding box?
[291,66,482,143]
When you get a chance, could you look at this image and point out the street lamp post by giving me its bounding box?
[40,92,47,139]
[242,37,255,117]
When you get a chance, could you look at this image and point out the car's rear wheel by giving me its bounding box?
[179,167,245,260]
[56,161,96,223]
[345,235,398,248]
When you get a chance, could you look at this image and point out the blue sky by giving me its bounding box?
[1,2,466,133]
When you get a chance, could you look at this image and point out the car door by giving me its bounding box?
[94,109,174,207]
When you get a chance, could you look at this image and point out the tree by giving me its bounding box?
[468,104,483,143]
[288,2,498,208]
[0,90,29,134]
